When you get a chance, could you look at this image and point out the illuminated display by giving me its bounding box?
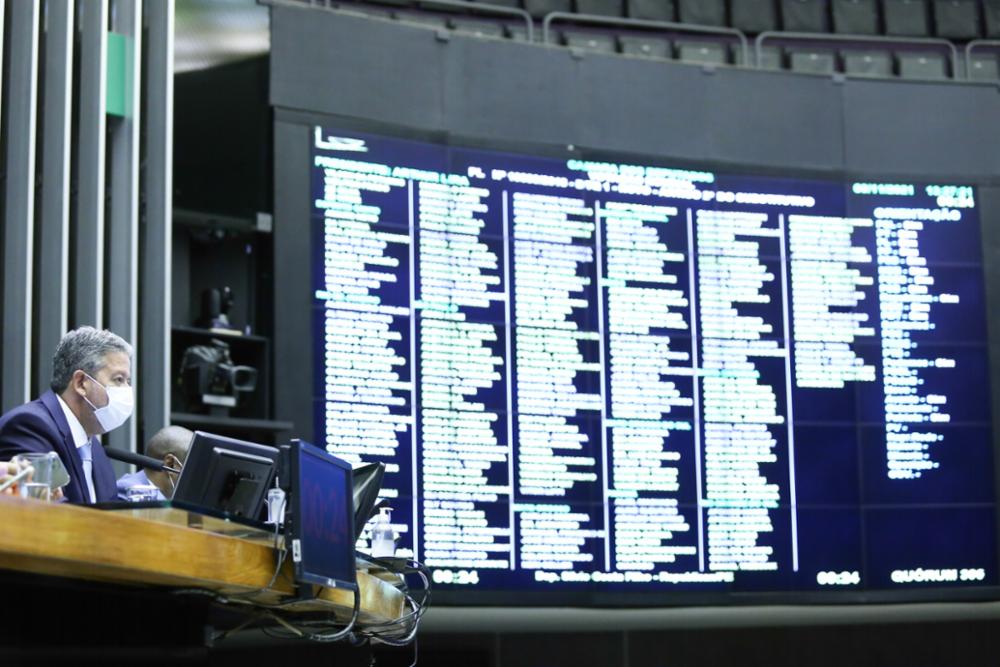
[310,126,996,599]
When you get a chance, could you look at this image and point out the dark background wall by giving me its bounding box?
[265,5,1000,664]
[208,619,1000,667]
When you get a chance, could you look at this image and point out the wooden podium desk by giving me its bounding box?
[0,494,404,626]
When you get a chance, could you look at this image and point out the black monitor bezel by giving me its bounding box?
[287,439,359,592]
[171,431,279,521]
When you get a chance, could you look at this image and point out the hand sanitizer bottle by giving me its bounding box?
[266,477,285,525]
[370,507,395,558]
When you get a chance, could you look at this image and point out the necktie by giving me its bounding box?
[79,441,96,503]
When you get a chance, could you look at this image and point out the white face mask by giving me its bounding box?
[82,373,134,433]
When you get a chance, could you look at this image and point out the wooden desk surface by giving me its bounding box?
[0,495,404,625]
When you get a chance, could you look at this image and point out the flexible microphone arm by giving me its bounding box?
[103,447,181,475]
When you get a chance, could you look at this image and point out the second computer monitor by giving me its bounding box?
[287,439,357,591]
[172,431,279,520]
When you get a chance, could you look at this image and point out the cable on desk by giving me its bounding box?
[169,554,430,649]
[226,497,291,602]
[273,558,429,647]
[172,502,301,610]
[354,557,431,646]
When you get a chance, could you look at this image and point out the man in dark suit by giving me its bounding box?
[0,327,134,504]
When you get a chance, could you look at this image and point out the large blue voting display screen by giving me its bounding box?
[309,124,997,602]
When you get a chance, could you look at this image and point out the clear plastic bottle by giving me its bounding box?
[370,506,395,558]
[266,477,285,525]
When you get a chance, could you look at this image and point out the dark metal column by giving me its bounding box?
[139,0,174,442]
[72,0,108,329]
[1,0,41,411]
[106,0,142,455]
[35,0,75,396]
[0,0,6,118]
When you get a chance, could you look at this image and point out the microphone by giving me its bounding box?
[103,448,181,475]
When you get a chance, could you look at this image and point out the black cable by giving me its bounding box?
[259,586,362,643]
[367,588,428,630]
[172,500,291,610]
[361,597,425,637]
[362,596,423,634]
[285,580,417,645]
[225,497,290,601]
[369,556,432,606]
[171,544,427,646]
[168,504,289,606]
[357,557,431,643]
[361,590,428,643]
[169,587,229,604]
[364,581,429,631]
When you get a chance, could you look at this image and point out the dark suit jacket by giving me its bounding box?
[0,390,117,503]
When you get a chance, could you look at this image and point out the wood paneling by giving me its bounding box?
[0,495,404,624]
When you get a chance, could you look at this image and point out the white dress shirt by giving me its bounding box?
[56,395,95,502]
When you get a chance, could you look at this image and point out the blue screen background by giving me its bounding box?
[309,127,996,600]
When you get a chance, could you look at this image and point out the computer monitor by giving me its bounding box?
[171,431,278,520]
[286,439,357,591]
[352,461,385,541]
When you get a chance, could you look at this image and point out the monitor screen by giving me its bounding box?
[308,125,996,603]
[172,431,278,521]
[289,440,357,591]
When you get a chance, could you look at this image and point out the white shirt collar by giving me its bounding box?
[56,395,91,449]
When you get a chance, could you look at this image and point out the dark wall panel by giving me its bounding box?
[270,8,446,129]
[272,120,313,438]
[842,80,1000,179]
[627,620,1000,667]
[272,6,1000,182]
[572,53,712,160]
[500,632,624,667]
[443,39,588,148]
[705,68,845,172]
[442,37,716,160]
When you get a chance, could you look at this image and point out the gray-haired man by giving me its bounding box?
[0,326,134,504]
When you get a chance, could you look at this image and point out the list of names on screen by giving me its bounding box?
[309,126,996,597]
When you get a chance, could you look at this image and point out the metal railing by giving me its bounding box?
[270,0,990,83]
[542,11,749,65]
[266,0,535,41]
[756,30,960,78]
